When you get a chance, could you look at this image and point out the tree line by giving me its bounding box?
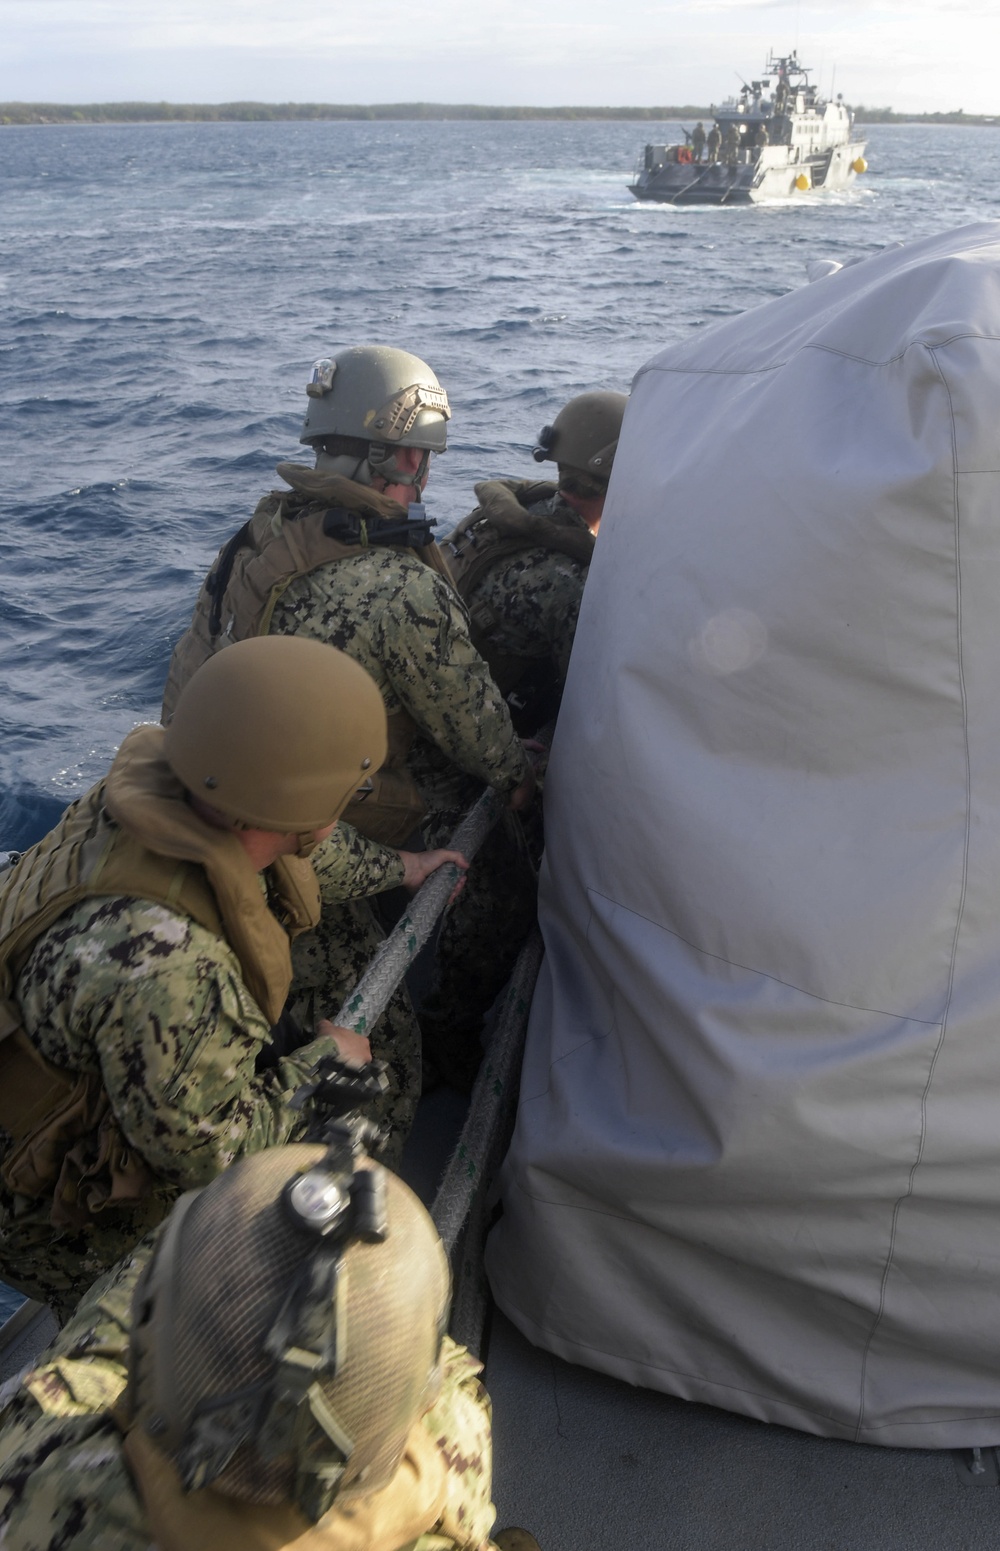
[0,102,711,125]
[0,102,994,127]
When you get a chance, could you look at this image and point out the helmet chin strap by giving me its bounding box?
[366,444,430,493]
[314,450,376,487]
[314,446,430,494]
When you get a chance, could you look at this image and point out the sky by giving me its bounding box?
[0,0,992,116]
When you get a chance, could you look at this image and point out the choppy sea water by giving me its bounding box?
[3,119,1000,852]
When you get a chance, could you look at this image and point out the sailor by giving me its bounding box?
[0,1138,539,1551]
[162,344,533,1112]
[706,123,722,164]
[753,121,770,151]
[723,122,740,164]
[691,121,706,162]
[417,392,628,1088]
[0,636,461,1320]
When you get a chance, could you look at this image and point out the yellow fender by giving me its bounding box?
[852,156,868,174]
[795,173,810,191]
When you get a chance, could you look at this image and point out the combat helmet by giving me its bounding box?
[163,635,387,835]
[127,1133,451,1523]
[532,390,628,497]
[299,345,450,490]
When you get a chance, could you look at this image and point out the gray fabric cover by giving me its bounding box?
[486,223,1000,1448]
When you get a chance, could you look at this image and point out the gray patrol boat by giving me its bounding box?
[629,50,867,205]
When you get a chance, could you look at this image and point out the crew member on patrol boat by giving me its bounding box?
[0,636,462,1318]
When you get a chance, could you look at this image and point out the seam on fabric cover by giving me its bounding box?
[854,343,972,1442]
[587,887,944,1026]
[500,1192,1000,1435]
[497,1270,858,1429]
[506,1269,1000,1437]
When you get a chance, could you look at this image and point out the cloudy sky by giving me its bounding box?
[0,0,990,115]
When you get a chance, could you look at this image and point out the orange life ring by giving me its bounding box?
[677,146,693,164]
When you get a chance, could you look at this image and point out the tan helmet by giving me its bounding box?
[299,345,450,490]
[163,636,387,832]
[127,1136,451,1523]
[532,390,627,481]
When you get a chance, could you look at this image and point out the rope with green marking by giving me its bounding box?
[432,924,543,1257]
[331,783,506,1034]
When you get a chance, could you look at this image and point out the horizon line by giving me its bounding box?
[0,100,989,124]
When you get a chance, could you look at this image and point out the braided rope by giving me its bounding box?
[435,929,543,1354]
[332,785,505,1035]
[329,740,551,1351]
[432,926,543,1255]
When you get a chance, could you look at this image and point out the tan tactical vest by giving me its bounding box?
[162,466,458,847]
[445,479,595,696]
[119,1411,448,1551]
[0,724,320,1226]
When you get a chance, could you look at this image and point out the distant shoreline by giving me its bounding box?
[0,102,994,127]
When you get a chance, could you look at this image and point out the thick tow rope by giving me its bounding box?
[433,926,543,1354]
[331,783,507,1035]
[323,745,550,1354]
[432,925,542,1257]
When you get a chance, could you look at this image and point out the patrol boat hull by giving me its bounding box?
[628,50,867,205]
[630,139,867,204]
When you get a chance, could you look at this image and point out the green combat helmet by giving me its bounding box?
[163,635,388,836]
[532,390,627,499]
[127,1135,451,1524]
[299,345,451,491]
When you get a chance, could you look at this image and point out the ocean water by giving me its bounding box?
[0,119,998,1320]
[3,119,1000,853]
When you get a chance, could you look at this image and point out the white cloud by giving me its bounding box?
[0,0,996,113]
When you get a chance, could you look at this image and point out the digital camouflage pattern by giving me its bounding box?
[268,539,531,1104]
[416,492,589,1085]
[267,545,530,802]
[0,891,373,1319]
[414,1341,496,1551]
[453,491,592,688]
[312,822,406,905]
[0,1239,496,1551]
[0,813,424,1314]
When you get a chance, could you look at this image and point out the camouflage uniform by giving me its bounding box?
[313,820,406,903]
[457,490,591,689]
[417,490,591,1086]
[0,1238,497,1551]
[267,544,528,800]
[269,538,530,1094]
[0,800,433,1320]
[0,894,347,1320]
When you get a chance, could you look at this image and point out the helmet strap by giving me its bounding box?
[366,445,430,491]
[558,465,609,502]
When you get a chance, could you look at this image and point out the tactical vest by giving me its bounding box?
[445,479,595,728]
[118,1410,444,1551]
[0,724,320,1227]
[162,466,458,847]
